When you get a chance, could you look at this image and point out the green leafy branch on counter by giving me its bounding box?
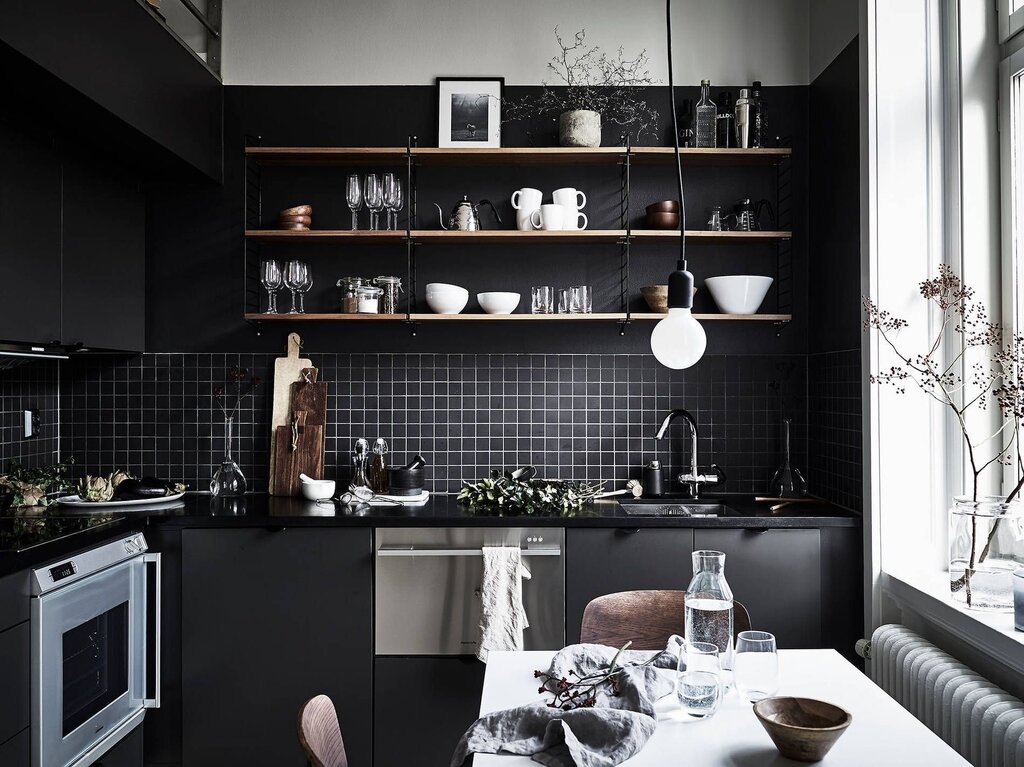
[458,471,604,516]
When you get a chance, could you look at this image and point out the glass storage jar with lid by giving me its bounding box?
[373,276,403,315]
[356,285,383,314]
[337,277,365,314]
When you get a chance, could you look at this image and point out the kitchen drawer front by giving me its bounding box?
[0,622,29,745]
[565,528,693,645]
[0,728,29,767]
[693,528,822,648]
[0,570,29,631]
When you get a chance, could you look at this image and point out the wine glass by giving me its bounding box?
[260,259,282,314]
[297,263,313,313]
[364,173,383,230]
[283,260,305,314]
[734,631,779,702]
[346,174,362,230]
[382,172,400,230]
[390,178,404,231]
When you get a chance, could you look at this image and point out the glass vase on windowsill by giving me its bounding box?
[950,496,1024,611]
[210,367,261,497]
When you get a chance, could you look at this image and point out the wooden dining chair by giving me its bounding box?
[297,694,349,767]
[579,590,752,650]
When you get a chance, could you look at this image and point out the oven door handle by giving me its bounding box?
[143,552,161,709]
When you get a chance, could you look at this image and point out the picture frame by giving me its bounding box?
[436,77,504,148]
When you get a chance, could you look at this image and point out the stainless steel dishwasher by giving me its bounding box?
[374,527,564,655]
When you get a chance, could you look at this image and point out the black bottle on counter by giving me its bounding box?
[716,92,735,148]
[644,460,664,497]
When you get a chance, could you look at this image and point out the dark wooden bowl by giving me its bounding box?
[277,222,310,231]
[278,214,312,226]
[280,204,313,217]
[645,212,680,230]
[753,697,852,762]
[645,200,680,214]
[640,285,696,312]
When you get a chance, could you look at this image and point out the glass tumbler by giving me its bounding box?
[677,640,722,718]
[531,286,554,314]
[734,631,779,701]
[570,285,592,314]
[557,288,571,314]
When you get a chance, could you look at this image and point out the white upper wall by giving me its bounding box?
[222,0,812,86]
[809,0,859,81]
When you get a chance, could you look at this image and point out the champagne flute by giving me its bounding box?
[364,173,383,230]
[391,178,404,231]
[284,260,305,314]
[346,174,362,230]
[382,172,398,231]
[297,263,313,313]
[260,259,282,314]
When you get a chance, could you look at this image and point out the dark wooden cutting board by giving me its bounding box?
[270,374,328,496]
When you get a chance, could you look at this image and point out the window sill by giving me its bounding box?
[880,569,1024,673]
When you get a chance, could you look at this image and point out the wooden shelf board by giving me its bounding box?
[245,229,791,245]
[244,312,791,323]
[245,146,792,167]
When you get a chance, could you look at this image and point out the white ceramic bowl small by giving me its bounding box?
[477,291,521,314]
[426,282,468,294]
[704,275,773,315]
[300,479,336,500]
[426,283,470,314]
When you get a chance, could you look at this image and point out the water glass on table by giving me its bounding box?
[734,630,779,702]
[677,640,722,718]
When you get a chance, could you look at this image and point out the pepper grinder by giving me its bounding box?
[350,438,370,491]
[644,460,664,497]
[370,438,389,494]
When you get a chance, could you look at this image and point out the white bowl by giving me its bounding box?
[426,282,468,295]
[477,292,521,314]
[300,479,336,500]
[704,275,773,315]
[426,291,469,314]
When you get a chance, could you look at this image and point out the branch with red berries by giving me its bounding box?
[213,366,261,419]
[533,641,667,711]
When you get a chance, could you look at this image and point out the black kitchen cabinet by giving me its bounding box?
[693,528,822,648]
[374,657,485,767]
[565,528,694,644]
[61,158,145,351]
[94,724,143,767]
[180,528,373,767]
[0,120,61,345]
[0,728,28,767]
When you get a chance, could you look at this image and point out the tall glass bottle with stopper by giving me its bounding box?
[694,80,717,148]
[768,418,807,498]
[685,550,734,670]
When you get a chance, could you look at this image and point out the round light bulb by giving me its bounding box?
[650,307,707,369]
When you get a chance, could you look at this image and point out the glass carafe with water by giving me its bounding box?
[685,550,734,668]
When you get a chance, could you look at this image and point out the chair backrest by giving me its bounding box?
[297,694,349,767]
[579,590,752,651]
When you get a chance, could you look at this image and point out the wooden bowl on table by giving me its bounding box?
[753,697,852,762]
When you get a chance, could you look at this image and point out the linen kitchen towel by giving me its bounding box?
[477,546,532,662]
[452,643,677,767]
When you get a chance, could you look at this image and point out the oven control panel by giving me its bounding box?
[31,533,149,596]
[48,561,77,583]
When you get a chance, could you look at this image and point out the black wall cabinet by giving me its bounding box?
[180,528,373,767]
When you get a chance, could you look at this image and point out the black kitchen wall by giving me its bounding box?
[807,37,863,512]
[0,362,60,471]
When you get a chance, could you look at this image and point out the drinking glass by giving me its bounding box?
[364,173,384,230]
[390,179,404,230]
[297,263,313,313]
[677,641,722,718]
[570,285,592,314]
[260,259,282,314]
[346,174,363,230]
[283,260,305,314]
[734,631,779,702]
[531,286,554,314]
[382,173,400,230]
[557,288,571,314]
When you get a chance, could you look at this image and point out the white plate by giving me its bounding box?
[57,492,186,508]
[367,490,430,507]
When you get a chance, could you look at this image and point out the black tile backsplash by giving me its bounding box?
[60,353,808,496]
[808,349,862,512]
[0,361,60,471]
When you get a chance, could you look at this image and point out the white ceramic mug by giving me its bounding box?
[512,187,543,231]
[552,187,588,230]
[530,203,566,231]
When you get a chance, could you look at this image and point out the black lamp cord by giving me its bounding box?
[666,0,687,273]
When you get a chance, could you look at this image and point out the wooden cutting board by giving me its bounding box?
[268,333,311,495]
[272,415,324,498]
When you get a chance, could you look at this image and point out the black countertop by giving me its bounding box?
[0,492,859,577]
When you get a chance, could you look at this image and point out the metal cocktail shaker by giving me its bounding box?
[734,88,752,148]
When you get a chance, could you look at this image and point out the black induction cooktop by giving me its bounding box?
[0,509,119,553]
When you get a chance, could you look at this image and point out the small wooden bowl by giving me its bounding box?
[278,214,312,226]
[753,697,852,762]
[641,285,696,312]
[645,200,680,214]
[277,222,310,231]
[645,212,680,230]
[280,204,313,217]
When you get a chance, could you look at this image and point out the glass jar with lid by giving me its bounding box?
[373,276,403,315]
[337,277,365,314]
[356,285,383,314]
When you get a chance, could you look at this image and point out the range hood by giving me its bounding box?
[0,342,69,370]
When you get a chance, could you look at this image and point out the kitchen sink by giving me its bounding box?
[619,502,736,517]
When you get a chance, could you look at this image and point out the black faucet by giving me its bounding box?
[654,409,725,498]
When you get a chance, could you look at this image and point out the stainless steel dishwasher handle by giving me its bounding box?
[376,547,561,557]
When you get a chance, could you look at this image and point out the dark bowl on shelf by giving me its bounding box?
[645,212,680,230]
[646,200,680,214]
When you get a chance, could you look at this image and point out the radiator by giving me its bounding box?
[866,624,1024,766]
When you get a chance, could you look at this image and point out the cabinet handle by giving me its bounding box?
[744,528,771,535]
[265,525,287,533]
[617,528,641,535]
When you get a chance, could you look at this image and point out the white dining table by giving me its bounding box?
[474,649,970,766]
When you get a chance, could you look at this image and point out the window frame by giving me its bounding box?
[1000,0,1024,45]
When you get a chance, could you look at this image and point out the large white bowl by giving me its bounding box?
[426,283,469,314]
[704,275,773,315]
[477,291,521,314]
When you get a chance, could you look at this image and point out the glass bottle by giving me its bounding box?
[734,88,752,148]
[370,438,389,494]
[694,80,717,148]
[350,438,371,491]
[210,415,247,496]
[751,80,767,148]
[678,98,695,147]
[768,418,807,498]
[685,550,735,667]
[715,91,734,148]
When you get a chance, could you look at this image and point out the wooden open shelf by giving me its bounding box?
[244,229,791,245]
[244,312,792,323]
[245,146,792,167]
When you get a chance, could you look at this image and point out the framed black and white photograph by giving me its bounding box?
[436,77,503,148]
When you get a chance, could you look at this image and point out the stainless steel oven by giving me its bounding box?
[31,533,160,767]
